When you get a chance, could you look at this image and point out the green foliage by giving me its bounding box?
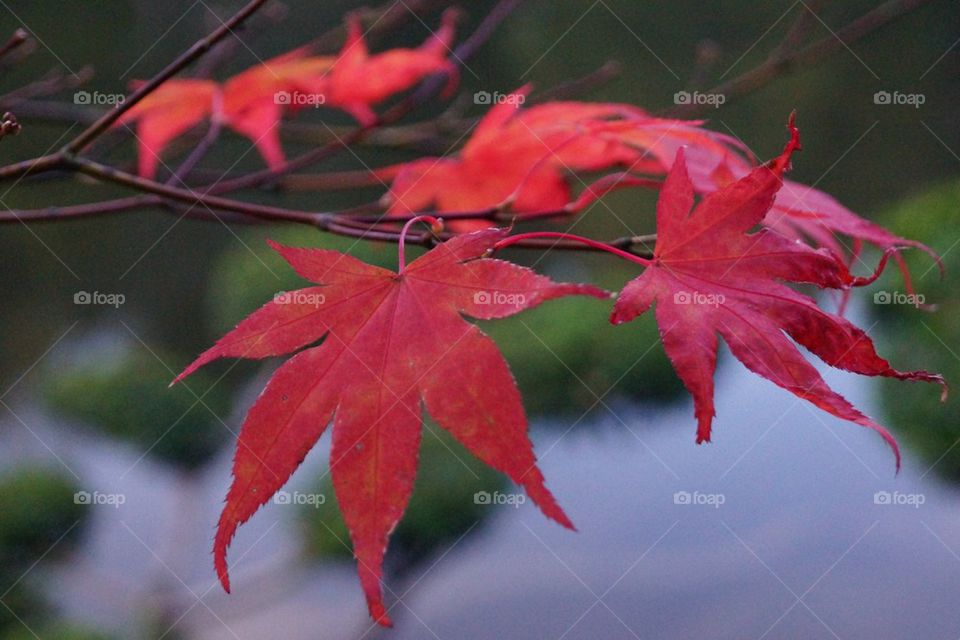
[0,583,47,638]
[0,467,87,569]
[485,294,684,416]
[2,623,114,640]
[300,426,506,566]
[0,468,95,638]
[42,348,232,471]
[873,180,960,480]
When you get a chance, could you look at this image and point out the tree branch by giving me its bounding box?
[667,0,935,117]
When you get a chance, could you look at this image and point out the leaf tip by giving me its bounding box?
[214,546,232,594]
[170,369,190,387]
[868,420,901,474]
[787,110,800,147]
[694,406,716,444]
[368,600,393,627]
[580,283,614,300]
[937,377,949,403]
[608,295,639,325]
[213,517,237,594]
[537,490,576,531]
[769,113,802,176]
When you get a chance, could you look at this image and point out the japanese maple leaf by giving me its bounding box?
[318,9,459,126]
[765,176,941,312]
[610,122,945,464]
[648,132,941,297]
[219,9,458,158]
[382,90,739,230]
[173,228,606,626]
[117,11,456,177]
[116,49,327,178]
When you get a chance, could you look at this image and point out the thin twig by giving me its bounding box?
[64,155,322,225]
[0,65,94,106]
[165,96,223,185]
[532,60,622,102]
[0,28,29,61]
[667,0,935,117]
[0,195,148,222]
[0,98,100,125]
[0,157,656,257]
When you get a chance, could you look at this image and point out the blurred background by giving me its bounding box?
[0,1,958,638]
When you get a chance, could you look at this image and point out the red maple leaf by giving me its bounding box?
[381,89,728,230]
[674,140,943,304]
[551,112,940,295]
[318,9,459,126]
[116,47,331,178]
[174,227,606,626]
[117,12,457,177]
[609,120,945,463]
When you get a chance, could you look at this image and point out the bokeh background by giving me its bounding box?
[0,1,958,638]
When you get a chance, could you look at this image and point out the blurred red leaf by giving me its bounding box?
[319,9,458,125]
[117,12,457,177]
[382,88,730,230]
[115,78,218,179]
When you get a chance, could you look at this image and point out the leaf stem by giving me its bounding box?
[494,232,652,266]
[398,215,442,272]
